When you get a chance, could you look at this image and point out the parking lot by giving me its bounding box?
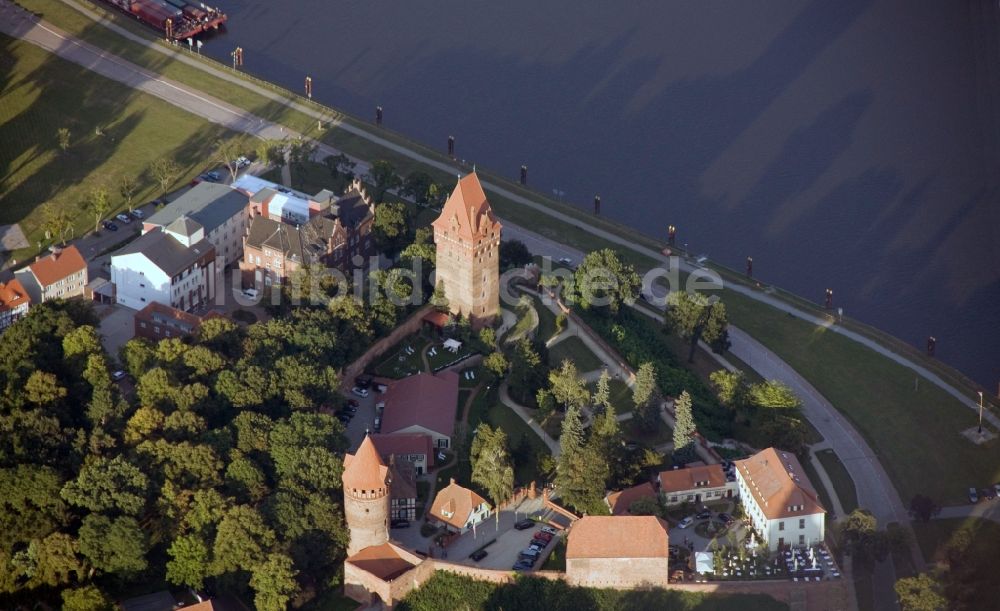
[339,383,383,451]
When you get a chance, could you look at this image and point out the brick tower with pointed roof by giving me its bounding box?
[431,173,502,329]
[343,435,392,556]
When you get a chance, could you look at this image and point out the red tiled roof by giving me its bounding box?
[181,602,217,611]
[658,463,727,494]
[0,279,30,312]
[567,516,670,559]
[342,435,390,492]
[422,310,450,328]
[346,542,417,581]
[431,173,501,241]
[735,447,825,520]
[605,482,658,515]
[429,478,489,529]
[380,371,459,439]
[371,433,435,467]
[28,245,86,287]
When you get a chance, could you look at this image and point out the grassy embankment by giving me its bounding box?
[12,0,998,504]
[0,32,244,257]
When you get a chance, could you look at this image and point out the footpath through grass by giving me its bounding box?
[815,449,858,514]
[13,0,998,509]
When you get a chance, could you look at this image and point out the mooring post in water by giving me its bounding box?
[376,106,383,127]
[927,336,936,356]
[825,288,833,309]
[448,136,455,158]
[746,256,753,278]
[667,225,676,245]
[520,165,528,185]
[594,195,601,215]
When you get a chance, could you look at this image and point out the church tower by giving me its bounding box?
[431,173,502,329]
[342,435,391,556]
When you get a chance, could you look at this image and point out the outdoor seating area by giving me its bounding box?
[701,538,841,583]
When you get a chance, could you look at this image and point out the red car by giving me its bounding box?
[534,531,553,542]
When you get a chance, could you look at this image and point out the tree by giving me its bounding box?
[368,159,402,202]
[150,158,181,199]
[250,552,300,611]
[548,360,590,412]
[507,338,544,404]
[63,325,102,374]
[287,137,318,189]
[571,249,641,315]
[470,424,514,523]
[24,370,67,406]
[479,327,497,350]
[10,532,84,589]
[61,455,149,516]
[840,509,882,565]
[62,585,113,611]
[483,351,509,378]
[166,534,210,589]
[748,380,801,409]
[78,514,149,574]
[895,574,946,611]
[499,240,533,271]
[84,187,112,233]
[672,391,697,461]
[256,139,286,169]
[41,204,74,245]
[401,171,434,204]
[119,175,138,211]
[709,369,747,411]
[555,405,609,515]
[702,301,732,354]
[372,201,409,255]
[628,497,662,516]
[909,494,938,522]
[119,337,157,378]
[593,369,612,413]
[57,127,71,151]
[665,292,730,360]
[211,505,276,575]
[213,138,244,183]
[632,362,659,429]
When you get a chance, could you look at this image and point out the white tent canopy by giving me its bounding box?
[695,551,714,574]
[443,339,462,353]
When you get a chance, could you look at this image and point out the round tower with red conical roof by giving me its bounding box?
[342,435,391,555]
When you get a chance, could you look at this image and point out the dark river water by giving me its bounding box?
[203,0,1000,387]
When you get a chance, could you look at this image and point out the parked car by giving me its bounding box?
[111,370,127,381]
[514,519,535,531]
[102,221,118,231]
[540,526,557,535]
[512,560,533,571]
[115,213,132,224]
[373,417,381,432]
[131,209,144,219]
[695,511,712,520]
[470,549,488,561]
[375,402,385,414]
[355,375,373,389]
[534,531,553,542]
[969,487,980,503]
[519,549,540,560]
[530,538,549,548]
[982,487,996,501]
[390,519,410,529]
[242,288,259,299]
[718,513,734,525]
[340,405,357,415]
[336,414,351,424]
[375,383,388,393]
[351,387,369,398]
[677,517,694,529]
[235,156,251,169]
[557,257,573,267]
[346,399,360,408]
[994,483,1000,498]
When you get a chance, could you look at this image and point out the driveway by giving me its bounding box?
[342,387,383,451]
[98,304,138,358]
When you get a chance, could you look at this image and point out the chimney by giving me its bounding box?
[449,478,456,486]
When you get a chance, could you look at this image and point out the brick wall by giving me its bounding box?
[566,557,670,589]
[339,304,434,386]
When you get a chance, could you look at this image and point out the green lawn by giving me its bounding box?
[532,295,559,343]
[623,418,672,447]
[815,449,858,514]
[0,33,240,260]
[725,289,1000,505]
[547,336,604,372]
[507,300,538,342]
[912,518,1000,564]
[372,335,428,378]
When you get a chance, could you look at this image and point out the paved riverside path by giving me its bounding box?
[6,0,989,442]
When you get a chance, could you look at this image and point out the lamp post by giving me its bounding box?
[746,256,753,278]
[979,391,985,434]
[305,76,312,99]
